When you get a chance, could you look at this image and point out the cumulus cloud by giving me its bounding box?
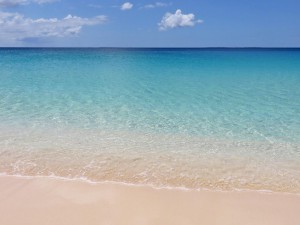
[143,2,170,9]
[0,0,58,7]
[158,9,202,31]
[0,12,107,42]
[121,2,133,10]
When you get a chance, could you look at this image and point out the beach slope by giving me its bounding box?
[0,176,299,225]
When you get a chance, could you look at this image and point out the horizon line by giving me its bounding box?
[1,47,300,49]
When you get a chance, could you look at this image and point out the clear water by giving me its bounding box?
[0,48,300,192]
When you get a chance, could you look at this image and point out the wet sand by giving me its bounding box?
[0,176,299,225]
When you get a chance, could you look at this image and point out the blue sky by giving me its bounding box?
[0,0,299,47]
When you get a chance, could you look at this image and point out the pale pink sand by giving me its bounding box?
[0,176,299,225]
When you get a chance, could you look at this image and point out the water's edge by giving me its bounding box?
[1,173,300,196]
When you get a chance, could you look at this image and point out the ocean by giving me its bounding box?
[0,48,299,192]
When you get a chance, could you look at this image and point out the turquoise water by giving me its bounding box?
[0,48,300,192]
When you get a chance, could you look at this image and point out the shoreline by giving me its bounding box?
[1,173,299,196]
[1,176,300,225]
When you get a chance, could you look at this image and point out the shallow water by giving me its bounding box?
[0,48,300,192]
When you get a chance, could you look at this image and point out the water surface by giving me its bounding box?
[0,48,300,192]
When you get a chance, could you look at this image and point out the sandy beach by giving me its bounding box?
[1,0,300,224]
[0,176,299,225]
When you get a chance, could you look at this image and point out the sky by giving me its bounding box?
[0,0,299,47]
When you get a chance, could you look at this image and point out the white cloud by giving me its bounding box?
[158,9,203,31]
[0,0,58,7]
[143,2,170,9]
[121,2,133,10]
[0,12,107,42]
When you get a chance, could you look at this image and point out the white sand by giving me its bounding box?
[0,176,299,225]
